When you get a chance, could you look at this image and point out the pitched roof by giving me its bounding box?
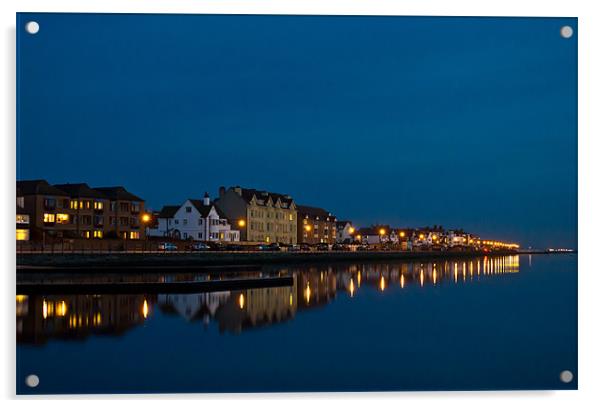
[188,200,214,218]
[234,187,295,208]
[93,186,143,201]
[17,180,69,196]
[53,183,107,199]
[190,199,228,219]
[158,205,179,219]
[336,220,352,227]
[297,205,335,220]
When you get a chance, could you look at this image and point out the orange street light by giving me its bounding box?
[399,231,405,238]
[238,219,246,227]
[305,225,312,232]
[141,213,151,223]
[379,228,386,236]
[348,227,355,234]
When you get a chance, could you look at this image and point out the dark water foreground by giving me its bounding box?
[16,254,577,394]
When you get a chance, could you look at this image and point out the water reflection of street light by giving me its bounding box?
[142,299,149,319]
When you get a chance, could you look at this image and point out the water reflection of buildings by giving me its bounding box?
[158,292,231,323]
[16,294,154,345]
[17,256,520,342]
[156,267,339,334]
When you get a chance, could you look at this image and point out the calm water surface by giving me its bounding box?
[16,254,577,394]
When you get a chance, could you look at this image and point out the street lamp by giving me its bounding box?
[348,227,355,234]
[238,219,246,227]
[141,213,152,250]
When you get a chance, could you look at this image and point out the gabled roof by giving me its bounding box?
[158,205,179,219]
[93,186,143,202]
[188,199,215,218]
[234,187,295,208]
[336,220,352,227]
[17,180,69,196]
[297,205,335,220]
[53,183,107,199]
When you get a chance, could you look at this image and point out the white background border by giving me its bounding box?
[2,0,600,406]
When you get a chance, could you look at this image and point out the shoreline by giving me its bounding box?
[16,250,572,272]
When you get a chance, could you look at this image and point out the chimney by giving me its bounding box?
[234,186,242,195]
[219,186,226,197]
[203,192,210,206]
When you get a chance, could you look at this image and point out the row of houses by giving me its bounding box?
[16,180,518,249]
[16,180,145,241]
[148,186,340,245]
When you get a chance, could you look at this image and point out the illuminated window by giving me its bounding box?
[82,231,91,239]
[289,214,293,221]
[94,201,103,210]
[85,201,91,209]
[129,231,140,240]
[56,213,70,224]
[16,229,29,241]
[16,214,29,224]
[93,230,103,238]
[70,200,77,209]
[43,213,55,223]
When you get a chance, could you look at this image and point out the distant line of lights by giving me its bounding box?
[480,240,519,249]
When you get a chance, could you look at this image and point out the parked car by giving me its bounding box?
[191,242,210,251]
[158,242,178,251]
[299,243,311,251]
[315,243,329,251]
[331,243,349,251]
[207,242,227,251]
[259,242,281,251]
[356,244,370,251]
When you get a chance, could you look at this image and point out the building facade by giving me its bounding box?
[336,220,356,243]
[215,186,297,244]
[16,180,145,241]
[296,205,337,244]
[16,187,30,241]
[93,186,146,240]
[53,183,110,239]
[149,194,239,242]
[17,180,77,241]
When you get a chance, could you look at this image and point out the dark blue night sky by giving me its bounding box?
[16,14,577,248]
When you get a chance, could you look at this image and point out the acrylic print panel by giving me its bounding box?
[16,13,577,394]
